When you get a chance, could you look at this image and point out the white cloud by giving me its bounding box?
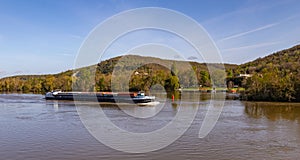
[57,48,76,57]
[62,53,73,56]
[203,0,291,26]
[222,41,280,52]
[219,23,279,42]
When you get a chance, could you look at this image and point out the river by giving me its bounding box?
[0,93,299,160]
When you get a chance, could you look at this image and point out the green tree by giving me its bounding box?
[42,76,55,92]
[199,71,210,87]
[244,68,296,101]
[165,75,180,91]
[171,63,178,76]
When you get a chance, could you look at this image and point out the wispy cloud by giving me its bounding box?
[62,53,73,56]
[285,14,300,21]
[58,48,75,56]
[222,41,280,52]
[219,23,279,42]
[216,12,300,43]
[203,0,292,26]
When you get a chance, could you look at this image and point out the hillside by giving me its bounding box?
[1,44,300,102]
[236,45,300,74]
[237,45,300,101]
[0,55,237,93]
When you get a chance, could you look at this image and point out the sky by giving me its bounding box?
[0,0,300,78]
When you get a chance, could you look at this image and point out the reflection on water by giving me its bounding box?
[244,102,300,121]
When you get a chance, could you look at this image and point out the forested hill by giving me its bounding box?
[235,44,300,74]
[236,44,300,102]
[1,44,300,102]
[0,55,237,93]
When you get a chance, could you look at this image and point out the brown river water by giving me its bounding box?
[0,93,300,160]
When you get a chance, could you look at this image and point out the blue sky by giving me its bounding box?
[0,0,300,77]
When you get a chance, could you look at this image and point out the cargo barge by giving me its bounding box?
[45,91,155,103]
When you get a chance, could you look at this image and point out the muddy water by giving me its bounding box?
[0,94,299,160]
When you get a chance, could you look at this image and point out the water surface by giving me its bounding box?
[0,94,299,160]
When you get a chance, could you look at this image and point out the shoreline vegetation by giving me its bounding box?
[1,44,300,102]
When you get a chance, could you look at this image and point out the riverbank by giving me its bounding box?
[180,87,245,93]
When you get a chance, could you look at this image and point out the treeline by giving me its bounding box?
[0,55,236,93]
[0,71,73,93]
[2,44,300,102]
[238,45,300,102]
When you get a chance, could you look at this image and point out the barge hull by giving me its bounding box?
[45,92,155,103]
